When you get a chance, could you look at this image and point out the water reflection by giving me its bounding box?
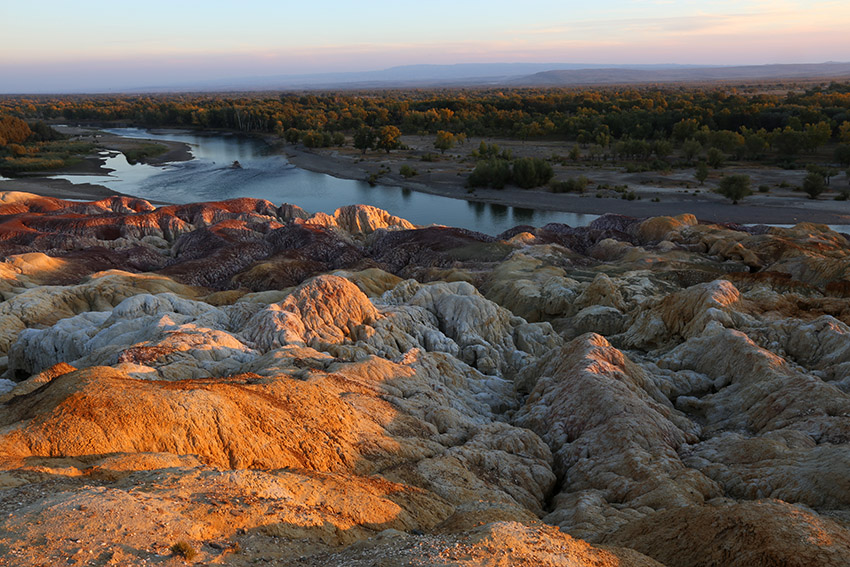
[48,128,599,235]
[513,207,535,224]
[470,202,486,220]
[488,203,508,219]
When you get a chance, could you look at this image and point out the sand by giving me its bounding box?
[0,178,135,201]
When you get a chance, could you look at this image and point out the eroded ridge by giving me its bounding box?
[2,192,850,566]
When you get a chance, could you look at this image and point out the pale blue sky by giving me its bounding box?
[1,0,849,92]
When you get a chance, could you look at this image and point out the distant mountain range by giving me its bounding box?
[510,62,850,86]
[130,62,850,92]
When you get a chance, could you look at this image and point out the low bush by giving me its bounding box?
[467,158,511,189]
[171,541,197,561]
[549,175,590,193]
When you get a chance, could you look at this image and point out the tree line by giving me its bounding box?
[2,83,850,151]
[3,82,850,179]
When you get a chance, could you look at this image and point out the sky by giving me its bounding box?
[1,0,849,93]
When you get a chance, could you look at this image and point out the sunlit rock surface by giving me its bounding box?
[2,194,850,565]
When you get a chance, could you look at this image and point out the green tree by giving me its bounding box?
[706,147,725,169]
[806,164,838,185]
[802,171,826,199]
[353,127,375,154]
[744,131,768,160]
[512,157,554,189]
[672,118,700,142]
[283,128,300,144]
[716,174,752,203]
[653,140,672,161]
[588,144,605,161]
[682,139,702,163]
[27,121,64,142]
[804,121,832,152]
[708,130,745,154]
[840,121,850,144]
[434,130,455,154]
[835,144,850,167]
[772,126,806,157]
[301,130,326,148]
[376,125,401,153]
[695,161,709,185]
[467,159,512,189]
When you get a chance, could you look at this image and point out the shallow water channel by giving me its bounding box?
[50,128,599,235]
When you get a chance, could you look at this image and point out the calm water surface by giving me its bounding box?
[49,128,598,235]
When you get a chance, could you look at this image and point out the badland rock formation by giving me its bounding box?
[1,191,850,565]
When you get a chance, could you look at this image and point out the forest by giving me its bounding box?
[2,83,850,189]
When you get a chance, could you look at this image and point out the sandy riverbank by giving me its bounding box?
[3,127,849,227]
[76,129,194,169]
[281,135,850,226]
[0,127,192,203]
[0,178,140,201]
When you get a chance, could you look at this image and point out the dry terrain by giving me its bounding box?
[1,191,850,565]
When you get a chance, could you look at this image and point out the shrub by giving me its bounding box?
[399,164,417,178]
[550,175,589,193]
[512,157,553,189]
[694,161,709,185]
[716,174,752,203]
[802,172,826,199]
[301,130,328,148]
[472,141,511,161]
[171,541,197,561]
[0,156,67,173]
[123,142,167,165]
[706,147,725,169]
[758,184,770,193]
[467,158,511,189]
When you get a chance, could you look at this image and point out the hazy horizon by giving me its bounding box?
[2,0,849,93]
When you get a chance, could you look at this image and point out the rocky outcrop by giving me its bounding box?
[606,500,850,567]
[515,333,716,539]
[3,192,850,565]
[305,204,416,239]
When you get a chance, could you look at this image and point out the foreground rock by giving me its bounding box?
[1,192,850,565]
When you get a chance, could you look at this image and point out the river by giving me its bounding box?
[48,128,599,235]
